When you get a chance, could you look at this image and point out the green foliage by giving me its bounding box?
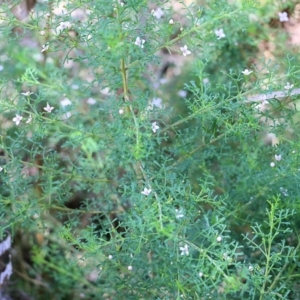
[1,0,300,299]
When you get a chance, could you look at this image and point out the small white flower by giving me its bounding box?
[278,12,289,22]
[87,98,96,105]
[21,91,33,96]
[199,272,203,277]
[169,19,174,25]
[151,122,159,133]
[159,78,168,85]
[152,97,162,108]
[152,7,164,19]
[101,87,111,95]
[280,187,288,196]
[284,82,294,90]
[128,265,132,271]
[108,255,113,259]
[177,90,187,98]
[180,244,189,256]
[56,21,71,33]
[60,98,72,107]
[41,44,49,53]
[26,115,32,124]
[141,187,151,196]
[40,30,45,36]
[32,213,39,219]
[135,37,145,48]
[214,28,225,39]
[118,0,125,7]
[270,162,275,168]
[274,154,282,161]
[44,102,54,113]
[216,236,222,242]
[0,167,3,172]
[175,208,184,219]
[13,114,23,126]
[242,69,253,75]
[248,265,254,272]
[203,78,209,84]
[180,45,191,56]
[119,109,124,115]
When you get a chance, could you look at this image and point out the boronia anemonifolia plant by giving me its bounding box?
[1,0,300,299]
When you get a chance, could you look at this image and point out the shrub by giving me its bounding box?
[0,0,300,299]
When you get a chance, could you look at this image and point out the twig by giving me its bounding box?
[246,88,300,102]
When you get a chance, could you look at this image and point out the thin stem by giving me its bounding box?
[171,133,226,168]
[116,4,145,190]
[51,205,123,215]
[259,200,277,300]
[139,163,163,230]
